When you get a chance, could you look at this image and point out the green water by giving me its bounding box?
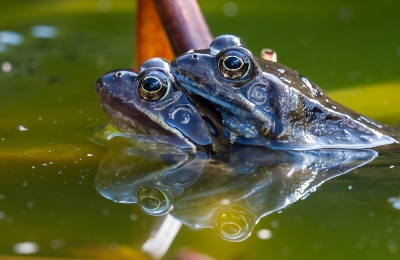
[1,0,400,259]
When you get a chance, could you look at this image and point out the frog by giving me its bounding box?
[170,35,398,150]
[95,58,229,152]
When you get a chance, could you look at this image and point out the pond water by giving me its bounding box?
[1,0,400,259]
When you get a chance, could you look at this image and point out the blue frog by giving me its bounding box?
[170,35,397,150]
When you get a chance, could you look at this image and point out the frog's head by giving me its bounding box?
[171,35,397,150]
[96,58,228,151]
[171,35,259,114]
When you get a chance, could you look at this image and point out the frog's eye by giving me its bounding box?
[138,70,171,102]
[137,187,172,216]
[217,50,251,79]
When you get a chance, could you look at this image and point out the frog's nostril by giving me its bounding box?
[113,72,122,79]
[191,54,199,60]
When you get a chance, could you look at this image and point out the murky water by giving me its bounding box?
[1,0,400,259]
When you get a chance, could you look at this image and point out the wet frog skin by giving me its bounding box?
[171,35,397,150]
[96,58,228,151]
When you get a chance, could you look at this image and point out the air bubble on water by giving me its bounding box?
[0,31,23,45]
[390,165,395,169]
[348,185,353,190]
[87,154,93,157]
[386,226,394,234]
[387,240,399,254]
[223,2,238,17]
[17,125,28,131]
[2,61,12,72]
[30,25,58,39]
[13,242,39,254]
[271,220,279,228]
[388,197,400,210]
[50,239,60,249]
[392,200,400,210]
[257,229,272,240]
[130,214,137,221]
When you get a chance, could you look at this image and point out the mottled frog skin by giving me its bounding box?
[171,35,397,150]
[96,58,228,152]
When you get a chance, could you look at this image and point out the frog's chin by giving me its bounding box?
[99,100,197,149]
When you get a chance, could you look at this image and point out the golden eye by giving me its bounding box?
[214,211,254,242]
[223,56,244,71]
[218,50,250,79]
[137,187,171,216]
[138,70,171,101]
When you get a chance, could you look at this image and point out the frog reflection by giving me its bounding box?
[95,136,208,216]
[170,35,397,150]
[95,135,377,242]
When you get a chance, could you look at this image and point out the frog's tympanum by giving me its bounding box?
[95,135,377,241]
[171,35,397,150]
[96,58,228,152]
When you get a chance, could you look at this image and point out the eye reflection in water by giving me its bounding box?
[94,132,377,245]
[137,187,171,215]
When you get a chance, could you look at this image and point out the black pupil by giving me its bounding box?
[142,77,161,92]
[224,56,243,70]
